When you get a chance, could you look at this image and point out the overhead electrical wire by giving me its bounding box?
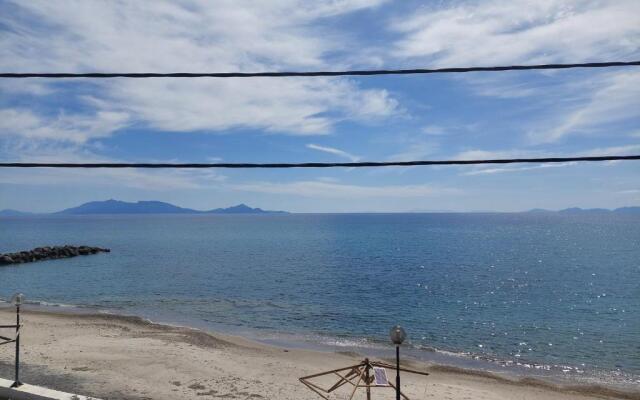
[1,61,639,169]
[1,60,639,79]
[1,155,639,169]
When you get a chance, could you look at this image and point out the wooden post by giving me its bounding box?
[365,358,371,400]
[347,367,364,400]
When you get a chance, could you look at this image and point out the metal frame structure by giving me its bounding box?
[299,358,429,400]
[0,305,23,388]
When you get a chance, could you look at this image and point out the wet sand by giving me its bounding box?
[0,307,637,400]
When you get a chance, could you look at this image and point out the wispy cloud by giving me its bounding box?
[390,1,640,66]
[0,167,224,190]
[454,144,640,161]
[616,189,640,195]
[387,1,640,144]
[0,108,130,143]
[454,149,543,160]
[462,162,575,176]
[528,71,640,143]
[0,139,226,190]
[232,180,461,198]
[422,125,446,136]
[386,141,438,162]
[577,144,640,157]
[306,143,360,162]
[454,144,640,176]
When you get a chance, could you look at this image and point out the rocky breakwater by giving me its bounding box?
[0,245,110,265]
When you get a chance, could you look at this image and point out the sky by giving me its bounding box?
[1,0,639,213]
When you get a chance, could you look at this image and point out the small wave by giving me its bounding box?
[283,332,640,390]
[318,337,376,348]
[248,328,640,393]
[24,299,79,308]
[0,296,99,310]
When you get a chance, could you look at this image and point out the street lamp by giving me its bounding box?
[389,325,406,400]
[10,293,24,388]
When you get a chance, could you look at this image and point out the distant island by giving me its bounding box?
[526,207,640,214]
[0,200,288,216]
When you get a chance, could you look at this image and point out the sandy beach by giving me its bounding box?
[0,307,636,400]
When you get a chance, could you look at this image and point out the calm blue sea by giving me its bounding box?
[1,213,638,387]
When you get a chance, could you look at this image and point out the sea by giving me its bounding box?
[1,213,638,390]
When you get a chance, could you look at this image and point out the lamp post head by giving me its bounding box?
[389,325,406,345]
[10,293,25,307]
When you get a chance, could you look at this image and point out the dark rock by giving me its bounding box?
[0,255,14,265]
[0,245,110,266]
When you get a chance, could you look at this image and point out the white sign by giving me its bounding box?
[373,367,389,386]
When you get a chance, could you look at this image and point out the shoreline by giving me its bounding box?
[0,306,637,400]
[6,299,637,390]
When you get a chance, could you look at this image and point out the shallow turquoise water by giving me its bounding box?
[1,213,638,386]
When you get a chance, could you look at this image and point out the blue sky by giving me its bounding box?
[1,0,639,212]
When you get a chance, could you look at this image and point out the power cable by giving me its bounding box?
[1,61,638,79]
[1,155,638,169]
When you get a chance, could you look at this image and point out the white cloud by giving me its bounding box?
[0,80,54,96]
[0,139,226,190]
[101,78,396,135]
[454,144,640,175]
[528,71,640,143]
[384,123,479,163]
[232,180,461,198]
[306,143,360,162]
[454,148,552,176]
[390,1,640,66]
[460,75,548,99]
[1,0,397,142]
[0,108,130,143]
[616,189,640,195]
[388,1,640,143]
[0,167,224,191]
[453,144,640,162]
[454,149,542,160]
[462,162,575,176]
[384,126,458,162]
[387,141,438,161]
[466,69,640,144]
[422,125,446,135]
[577,144,640,157]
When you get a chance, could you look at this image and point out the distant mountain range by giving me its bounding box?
[527,207,640,214]
[1,201,638,216]
[0,200,288,216]
[0,209,36,216]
